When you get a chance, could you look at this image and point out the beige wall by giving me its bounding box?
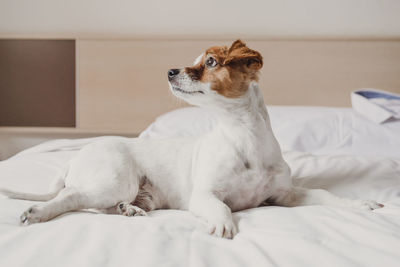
[1,0,400,38]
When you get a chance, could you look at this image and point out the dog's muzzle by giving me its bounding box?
[168,69,180,81]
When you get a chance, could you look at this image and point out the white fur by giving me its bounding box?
[1,54,383,239]
[193,53,204,65]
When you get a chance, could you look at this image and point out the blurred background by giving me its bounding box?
[1,0,400,38]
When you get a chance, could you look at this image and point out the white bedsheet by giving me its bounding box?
[1,107,400,267]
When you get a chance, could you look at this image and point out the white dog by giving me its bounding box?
[0,40,383,239]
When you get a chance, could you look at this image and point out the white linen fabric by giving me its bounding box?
[0,106,399,267]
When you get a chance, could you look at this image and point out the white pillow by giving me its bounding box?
[139,107,216,139]
[267,106,353,153]
[140,106,400,158]
[139,106,353,152]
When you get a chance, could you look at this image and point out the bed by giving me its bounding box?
[0,105,399,267]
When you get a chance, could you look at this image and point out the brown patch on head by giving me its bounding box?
[184,39,263,98]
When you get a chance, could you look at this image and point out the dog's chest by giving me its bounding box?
[222,156,276,211]
[194,117,283,211]
[218,136,279,211]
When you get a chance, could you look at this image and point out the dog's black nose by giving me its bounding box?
[168,69,180,80]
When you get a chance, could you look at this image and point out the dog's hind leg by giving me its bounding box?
[110,178,156,217]
[273,186,384,211]
[115,202,147,216]
[20,180,142,225]
[20,187,91,225]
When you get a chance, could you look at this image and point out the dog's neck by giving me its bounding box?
[204,82,282,161]
[209,82,270,129]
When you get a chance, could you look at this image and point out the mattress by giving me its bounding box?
[0,106,399,267]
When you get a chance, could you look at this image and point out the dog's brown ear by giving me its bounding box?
[224,39,263,70]
[228,39,247,53]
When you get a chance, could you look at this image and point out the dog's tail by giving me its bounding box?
[0,175,65,202]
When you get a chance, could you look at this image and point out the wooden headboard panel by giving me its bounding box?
[1,38,399,135]
[76,39,400,133]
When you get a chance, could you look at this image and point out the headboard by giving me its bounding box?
[76,39,400,133]
[2,38,400,135]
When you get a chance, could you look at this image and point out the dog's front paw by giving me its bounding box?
[352,199,384,211]
[117,202,147,217]
[20,206,43,225]
[207,218,237,239]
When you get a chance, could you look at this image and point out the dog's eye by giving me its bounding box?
[205,57,217,68]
